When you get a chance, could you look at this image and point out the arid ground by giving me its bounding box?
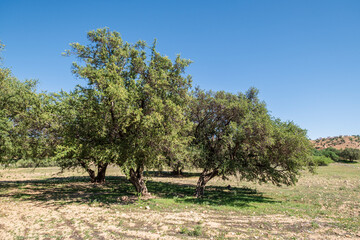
[311,135,360,150]
[0,163,359,239]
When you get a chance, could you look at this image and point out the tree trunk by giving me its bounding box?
[94,163,108,183]
[171,166,183,176]
[129,166,150,196]
[195,169,218,198]
[79,160,96,182]
[79,160,107,183]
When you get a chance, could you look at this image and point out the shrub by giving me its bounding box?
[321,148,340,161]
[312,156,334,166]
[339,148,360,162]
[14,159,58,168]
[180,225,203,237]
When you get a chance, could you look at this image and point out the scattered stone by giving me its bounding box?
[145,206,150,210]
[119,196,129,202]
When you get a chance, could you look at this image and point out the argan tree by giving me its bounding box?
[0,42,45,165]
[53,88,116,183]
[190,88,312,198]
[64,28,192,193]
[340,148,360,162]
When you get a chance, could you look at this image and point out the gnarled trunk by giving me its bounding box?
[129,166,150,196]
[195,169,218,198]
[85,168,96,182]
[94,163,108,183]
[79,160,108,183]
[171,166,183,176]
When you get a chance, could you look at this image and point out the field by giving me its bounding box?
[0,163,359,240]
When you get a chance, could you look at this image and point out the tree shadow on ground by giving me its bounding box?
[335,160,358,164]
[0,175,276,208]
[147,180,276,207]
[145,171,200,178]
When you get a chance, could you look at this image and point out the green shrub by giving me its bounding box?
[15,159,58,168]
[312,156,334,166]
[339,148,360,162]
[180,225,203,237]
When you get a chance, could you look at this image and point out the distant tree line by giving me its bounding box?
[0,29,314,197]
[312,147,360,166]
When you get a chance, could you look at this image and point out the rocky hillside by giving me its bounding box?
[311,135,360,150]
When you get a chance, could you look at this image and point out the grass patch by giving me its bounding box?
[180,225,203,237]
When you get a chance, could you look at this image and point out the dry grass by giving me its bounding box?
[0,163,359,239]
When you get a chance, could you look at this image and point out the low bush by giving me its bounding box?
[14,159,58,168]
[312,156,334,166]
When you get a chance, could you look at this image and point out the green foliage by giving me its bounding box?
[63,28,193,190]
[339,148,360,162]
[313,147,360,163]
[14,158,58,168]
[0,30,315,199]
[312,156,334,166]
[260,120,314,184]
[180,225,203,237]
[0,50,44,164]
[190,88,273,176]
[313,147,340,162]
[0,42,65,169]
[322,148,340,161]
[190,88,313,197]
[53,88,115,165]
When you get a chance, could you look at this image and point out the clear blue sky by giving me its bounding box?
[1,0,359,139]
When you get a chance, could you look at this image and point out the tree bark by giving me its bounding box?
[94,163,108,183]
[129,166,150,196]
[79,160,96,182]
[171,166,183,176]
[79,160,107,183]
[195,169,218,198]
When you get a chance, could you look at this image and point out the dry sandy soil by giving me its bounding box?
[0,164,359,239]
[311,136,360,150]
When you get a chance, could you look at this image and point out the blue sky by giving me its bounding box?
[1,0,359,139]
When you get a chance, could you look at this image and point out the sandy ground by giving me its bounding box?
[0,166,359,239]
[1,199,358,240]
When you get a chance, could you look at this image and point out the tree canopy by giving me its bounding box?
[340,148,360,162]
[190,88,312,197]
[61,28,192,193]
[0,29,315,198]
[0,49,41,164]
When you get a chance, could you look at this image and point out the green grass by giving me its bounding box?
[180,224,203,237]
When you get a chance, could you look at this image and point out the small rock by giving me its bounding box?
[145,206,150,210]
[120,196,129,202]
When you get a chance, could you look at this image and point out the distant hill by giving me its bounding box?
[311,135,360,150]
